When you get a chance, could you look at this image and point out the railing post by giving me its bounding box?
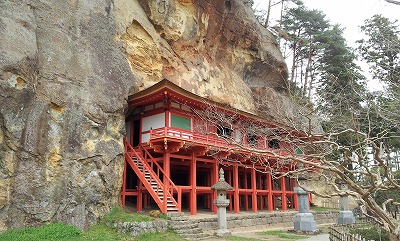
[163,185,167,213]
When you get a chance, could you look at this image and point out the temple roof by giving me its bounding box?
[126,79,310,138]
[128,79,278,128]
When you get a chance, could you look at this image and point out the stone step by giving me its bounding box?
[176,227,203,234]
[167,212,185,218]
[170,215,190,221]
[181,233,210,240]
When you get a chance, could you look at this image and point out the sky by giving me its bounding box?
[253,0,400,91]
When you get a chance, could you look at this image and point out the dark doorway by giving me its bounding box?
[133,119,140,147]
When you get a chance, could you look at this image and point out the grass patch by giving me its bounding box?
[159,214,171,220]
[71,224,133,241]
[0,222,81,241]
[261,230,308,239]
[227,236,263,241]
[0,222,133,241]
[0,208,175,241]
[102,207,153,223]
[135,229,184,241]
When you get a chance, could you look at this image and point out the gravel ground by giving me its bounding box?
[301,233,329,241]
[203,226,331,241]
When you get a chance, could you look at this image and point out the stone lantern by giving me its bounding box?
[211,168,234,237]
[293,174,317,231]
[335,179,355,224]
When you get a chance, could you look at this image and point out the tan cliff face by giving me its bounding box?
[116,0,288,112]
[0,0,291,230]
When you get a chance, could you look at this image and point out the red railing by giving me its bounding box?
[124,138,181,213]
[140,145,181,212]
[148,127,292,156]
[150,127,236,149]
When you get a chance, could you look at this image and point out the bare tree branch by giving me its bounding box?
[384,0,400,5]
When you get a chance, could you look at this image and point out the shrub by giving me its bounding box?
[102,207,153,223]
[350,226,389,241]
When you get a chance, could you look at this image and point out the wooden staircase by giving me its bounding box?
[124,139,180,213]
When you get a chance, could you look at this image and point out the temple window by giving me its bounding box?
[268,139,280,149]
[217,125,233,137]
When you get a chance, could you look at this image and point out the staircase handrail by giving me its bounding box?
[124,138,164,198]
[124,138,179,212]
[140,144,179,195]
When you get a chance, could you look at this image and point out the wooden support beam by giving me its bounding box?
[281,176,287,211]
[137,179,143,211]
[122,160,127,207]
[163,151,170,213]
[251,168,257,212]
[293,179,298,210]
[190,151,197,215]
[233,163,240,213]
[213,161,218,214]
[228,170,233,211]
[244,170,248,211]
[267,173,273,211]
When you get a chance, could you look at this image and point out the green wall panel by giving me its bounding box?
[171,114,191,130]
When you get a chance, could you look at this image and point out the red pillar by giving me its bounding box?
[244,170,248,211]
[163,151,170,213]
[251,168,257,212]
[293,179,298,210]
[233,163,240,213]
[122,160,127,207]
[267,172,273,211]
[213,161,218,214]
[258,173,262,210]
[281,176,287,211]
[228,170,233,211]
[137,179,143,211]
[190,151,197,215]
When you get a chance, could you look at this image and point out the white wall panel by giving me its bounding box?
[141,113,165,143]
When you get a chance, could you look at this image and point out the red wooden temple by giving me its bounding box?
[123,79,302,215]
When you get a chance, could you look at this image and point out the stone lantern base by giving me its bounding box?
[337,210,355,224]
[294,213,317,231]
[215,229,231,237]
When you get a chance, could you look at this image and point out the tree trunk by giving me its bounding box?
[290,43,297,84]
[264,0,272,27]
[303,43,313,97]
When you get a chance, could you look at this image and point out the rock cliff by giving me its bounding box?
[0,0,292,230]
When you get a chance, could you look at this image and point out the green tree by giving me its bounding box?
[317,24,367,131]
[280,2,330,98]
[357,15,400,169]
[357,15,400,87]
